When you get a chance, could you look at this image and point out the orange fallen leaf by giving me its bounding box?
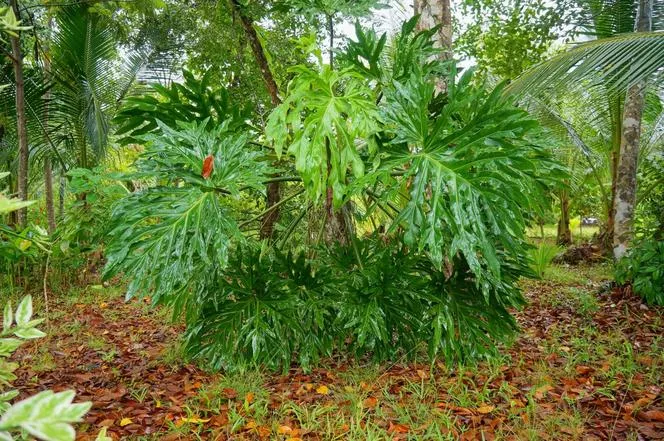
[119,417,133,427]
[257,425,271,437]
[633,397,652,409]
[575,365,593,376]
[223,387,238,399]
[388,422,410,433]
[245,420,257,430]
[534,384,553,399]
[245,392,254,404]
[180,416,211,424]
[316,385,330,395]
[477,405,495,414]
[644,410,664,422]
[278,425,292,434]
[363,396,378,408]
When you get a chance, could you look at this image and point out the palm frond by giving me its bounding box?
[507,32,664,98]
[50,4,144,165]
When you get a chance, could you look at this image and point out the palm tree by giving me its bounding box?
[613,0,652,259]
[508,0,664,254]
[50,4,143,170]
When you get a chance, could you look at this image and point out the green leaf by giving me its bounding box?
[0,339,22,357]
[13,328,46,340]
[103,121,272,314]
[508,32,664,98]
[14,297,32,328]
[23,423,75,441]
[94,428,112,441]
[0,390,91,441]
[0,391,18,404]
[2,303,11,333]
[266,65,378,207]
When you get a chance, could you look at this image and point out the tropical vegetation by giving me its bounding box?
[0,0,662,438]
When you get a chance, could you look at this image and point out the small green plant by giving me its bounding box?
[529,243,562,278]
[0,296,91,440]
[615,240,664,305]
[568,288,599,315]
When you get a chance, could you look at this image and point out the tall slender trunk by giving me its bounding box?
[612,0,652,260]
[43,18,56,234]
[557,189,572,246]
[228,0,281,240]
[9,0,29,228]
[414,0,452,92]
[44,158,56,233]
[58,171,65,220]
[597,99,622,254]
[327,14,334,67]
[323,139,350,246]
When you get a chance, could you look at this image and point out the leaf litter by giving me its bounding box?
[11,275,663,440]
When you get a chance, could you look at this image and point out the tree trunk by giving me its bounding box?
[9,0,29,228]
[327,14,334,67]
[58,171,65,220]
[414,0,452,92]
[228,0,282,240]
[597,99,622,254]
[322,140,350,246]
[43,21,56,235]
[44,158,56,234]
[612,0,651,260]
[557,190,572,246]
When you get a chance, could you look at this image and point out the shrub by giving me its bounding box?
[184,236,526,372]
[615,240,664,306]
[58,167,128,251]
[1,173,49,287]
[105,19,562,371]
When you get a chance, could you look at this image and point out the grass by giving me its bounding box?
[527,221,600,243]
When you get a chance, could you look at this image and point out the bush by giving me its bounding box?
[615,240,664,306]
[185,236,526,372]
[105,20,561,372]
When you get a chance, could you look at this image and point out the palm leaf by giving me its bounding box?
[507,32,664,97]
[50,4,144,165]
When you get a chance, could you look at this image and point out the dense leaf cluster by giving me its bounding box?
[185,236,527,372]
[616,240,664,306]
